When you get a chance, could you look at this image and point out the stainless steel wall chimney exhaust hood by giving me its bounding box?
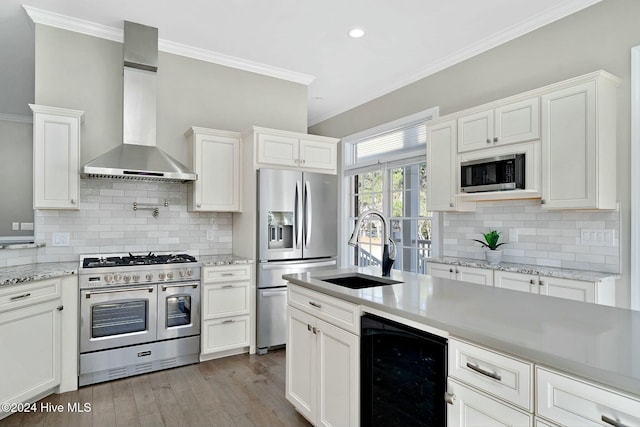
[82,21,197,183]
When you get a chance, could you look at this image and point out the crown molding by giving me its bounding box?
[0,113,32,124]
[22,6,315,86]
[308,0,602,125]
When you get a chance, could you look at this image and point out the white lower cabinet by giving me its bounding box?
[428,263,493,286]
[447,378,533,427]
[0,280,65,420]
[201,264,254,360]
[536,367,640,427]
[494,270,615,305]
[286,297,359,426]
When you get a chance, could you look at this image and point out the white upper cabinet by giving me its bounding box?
[185,127,241,212]
[30,104,84,210]
[426,119,475,212]
[251,127,339,174]
[540,71,620,210]
[458,97,539,153]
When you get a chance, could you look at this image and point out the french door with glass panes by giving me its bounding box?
[349,161,431,274]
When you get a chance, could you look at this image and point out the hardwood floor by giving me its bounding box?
[0,350,311,427]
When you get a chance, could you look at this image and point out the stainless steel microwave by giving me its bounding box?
[460,154,525,193]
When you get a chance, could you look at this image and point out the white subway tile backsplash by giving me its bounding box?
[443,199,620,273]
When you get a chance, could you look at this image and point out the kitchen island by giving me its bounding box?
[283,267,640,426]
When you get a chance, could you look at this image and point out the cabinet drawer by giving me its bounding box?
[536,367,640,426]
[202,282,250,319]
[288,284,360,334]
[447,378,533,427]
[449,338,533,411]
[201,315,250,354]
[0,279,62,313]
[203,265,251,283]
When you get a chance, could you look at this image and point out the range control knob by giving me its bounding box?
[104,274,113,283]
[187,268,193,277]
[114,274,122,282]
[179,269,186,278]
[145,273,153,281]
[123,274,130,283]
[166,271,174,280]
[158,272,166,280]
[132,274,140,282]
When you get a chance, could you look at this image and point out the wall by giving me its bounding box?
[0,119,33,238]
[310,0,639,308]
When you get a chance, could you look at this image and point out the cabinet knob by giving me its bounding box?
[70,198,76,205]
[540,199,546,205]
[301,159,306,164]
[529,279,536,285]
[444,392,456,405]
[196,203,201,208]
[486,139,491,144]
[449,268,454,273]
[449,202,454,208]
[539,280,545,286]
[493,137,498,142]
[455,269,459,274]
[57,305,64,311]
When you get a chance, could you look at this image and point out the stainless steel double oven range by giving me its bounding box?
[78,252,201,386]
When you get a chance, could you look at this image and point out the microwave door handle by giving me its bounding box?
[305,180,312,248]
[295,180,302,249]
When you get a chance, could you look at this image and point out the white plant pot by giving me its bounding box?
[485,250,503,265]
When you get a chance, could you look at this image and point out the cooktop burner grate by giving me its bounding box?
[82,253,197,269]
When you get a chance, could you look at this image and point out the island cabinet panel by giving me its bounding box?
[536,367,640,427]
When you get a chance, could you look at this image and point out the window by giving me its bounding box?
[342,107,438,274]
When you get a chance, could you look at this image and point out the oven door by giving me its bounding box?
[80,285,158,353]
[157,281,201,340]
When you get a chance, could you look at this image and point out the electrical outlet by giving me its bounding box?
[206,230,215,241]
[20,222,33,231]
[12,222,19,231]
[580,229,615,247]
[52,232,71,247]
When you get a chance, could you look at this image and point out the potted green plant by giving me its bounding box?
[473,230,506,265]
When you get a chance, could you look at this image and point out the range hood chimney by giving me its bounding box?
[82,21,197,183]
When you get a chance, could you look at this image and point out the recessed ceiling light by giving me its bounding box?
[348,27,365,38]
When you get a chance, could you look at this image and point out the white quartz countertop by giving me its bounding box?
[283,267,640,397]
[429,257,618,281]
[0,262,78,287]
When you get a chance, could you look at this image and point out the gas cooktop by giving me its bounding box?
[81,252,197,269]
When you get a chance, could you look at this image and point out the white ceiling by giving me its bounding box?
[0,0,601,126]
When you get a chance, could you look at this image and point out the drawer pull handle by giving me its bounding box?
[222,319,234,324]
[309,301,322,309]
[10,293,31,301]
[221,273,234,277]
[466,362,502,381]
[444,392,456,405]
[222,285,234,289]
[602,415,629,427]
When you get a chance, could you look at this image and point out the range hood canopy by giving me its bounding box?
[82,21,196,183]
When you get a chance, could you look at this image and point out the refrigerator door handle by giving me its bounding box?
[304,180,312,248]
[295,180,303,249]
[259,259,337,270]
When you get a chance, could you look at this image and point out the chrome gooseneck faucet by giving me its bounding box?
[348,209,396,276]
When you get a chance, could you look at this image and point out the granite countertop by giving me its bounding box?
[429,256,618,281]
[0,242,45,250]
[283,267,640,398]
[0,262,78,287]
[199,255,254,266]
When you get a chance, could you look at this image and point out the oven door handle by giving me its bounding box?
[85,287,155,298]
[161,282,199,291]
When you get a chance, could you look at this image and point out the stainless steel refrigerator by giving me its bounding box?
[256,169,337,354]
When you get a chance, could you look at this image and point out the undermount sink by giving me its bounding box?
[316,273,402,289]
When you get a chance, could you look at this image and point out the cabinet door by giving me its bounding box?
[427,263,455,279]
[286,306,317,423]
[299,139,337,173]
[427,120,458,211]
[457,266,493,286]
[447,379,533,427]
[494,271,539,294]
[257,133,299,167]
[317,319,359,427]
[495,98,540,146]
[31,105,83,210]
[0,300,61,413]
[192,132,240,211]
[539,276,595,303]
[458,110,493,152]
[541,82,596,209]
